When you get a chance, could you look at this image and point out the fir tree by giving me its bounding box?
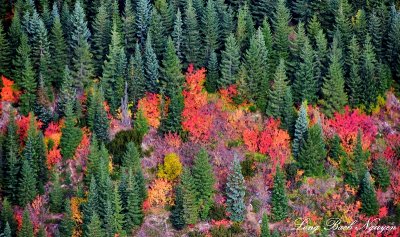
[172,9,184,61]
[170,184,186,230]
[181,167,199,225]
[244,28,269,112]
[86,213,105,237]
[70,1,93,90]
[321,37,348,117]
[18,210,34,237]
[0,199,17,234]
[60,101,83,160]
[287,22,307,83]
[215,0,234,44]
[59,200,74,237]
[155,0,173,34]
[266,59,288,119]
[387,6,400,79]
[235,3,255,51]
[360,35,379,108]
[88,87,110,143]
[0,21,10,77]
[297,122,326,177]
[202,0,220,59]
[8,9,23,56]
[346,36,361,107]
[4,112,20,203]
[219,34,240,88]
[192,148,215,220]
[250,0,272,26]
[83,177,99,233]
[328,134,346,162]
[136,0,152,44]
[159,87,184,134]
[183,0,203,67]
[261,213,270,237]
[282,87,296,134]
[112,185,125,235]
[144,35,159,93]
[371,158,390,191]
[122,142,141,171]
[161,37,184,97]
[272,0,291,66]
[123,0,136,54]
[369,12,383,61]
[3,222,11,237]
[225,157,246,222]
[353,131,369,181]
[18,158,38,206]
[37,226,46,237]
[124,170,144,229]
[359,172,379,216]
[314,29,329,93]
[92,1,111,76]
[205,50,219,93]
[149,8,166,58]
[57,66,76,116]
[292,102,309,160]
[128,43,146,105]
[50,172,64,213]
[334,0,352,51]
[271,166,288,221]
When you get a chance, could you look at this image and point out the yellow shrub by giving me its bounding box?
[157,153,182,181]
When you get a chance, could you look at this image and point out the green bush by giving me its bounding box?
[209,203,227,221]
[106,129,142,164]
[241,157,256,178]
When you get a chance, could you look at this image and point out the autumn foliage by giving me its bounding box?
[147,178,174,207]
[1,76,19,103]
[137,93,162,128]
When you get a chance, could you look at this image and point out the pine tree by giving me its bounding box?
[360,35,379,108]
[57,66,76,116]
[353,131,369,181]
[123,0,136,54]
[155,0,173,34]
[215,0,234,44]
[83,177,99,233]
[202,0,220,59]
[60,101,83,160]
[59,200,74,237]
[18,158,38,206]
[261,213,270,237]
[359,172,379,216]
[266,59,288,118]
[287,22,307,83]
[170,184,186,230]
[112,185,125,235]
[128,43,146,105]
[282,87,296,134]
[149,8,166,58]
[144,35,159,93]
[387,7,400,79]
[235,3,255,51]
[122,142,141,170]
[50,172,64,213]
[346,36,361,107]
[271,166,288,221]
[250,0,272,26]
[88,87,110,143]
[161,38,184,97]
[8,9,22,56]
[3,222,11,237]
[86,213,105,237]
[225,157,246,222]
[183,0,203,67]
[49,7,67,89]
[159,87,184,134]
[181,167,199,225]
[371,158,390,191]
[92,1,111,76]
[219,34,240,88]
[314,29,329,94]
[369,12,383,61]
[172,9,184,61]
[70,1,93,90]
[124,170,144,230]
[18,210,34,237]
[298,122,326,177]
[101,22,127,113]
[307,15,322,44]
[272,0,291,66]
[0,21,10,77]
[205,50,219,93]
[244,28,269,112]
[192,148,215,220]
[292,102,309,160]
[0,199,17,234]
[328,134,346,162]
[321,37,347,117]
[4,112,20,203]
[334,0,352,52]
[136,0,152,45]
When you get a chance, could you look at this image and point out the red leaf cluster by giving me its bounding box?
[1,76,19,103]
[137,93,162,128]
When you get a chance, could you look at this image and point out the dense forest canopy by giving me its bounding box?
[0,0,400,236]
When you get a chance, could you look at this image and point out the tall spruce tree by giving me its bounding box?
[359,172,379,216]
[127,48,146,106]
[225,157,246,222]
[292,101,309,160]
[261,213,271,237]
[371,158,390,191]
[272,0,291,66]
[124,169,144,230]
[161,38,184,97]
[4,111,20,203]
[18,159,38,206]
[88,87,110,143]
[0,199,17,234]
[59,200,74,237]
[172,9,184,61]
[170,184,186,230]
[183,0,203,67]
[202,0,220,59]
[266,59,288,118]
[181,167,199,225]
[360,35,379,108]
[205,50,219,93]
[60,101,83,160]
[346,36,361,107]
[123,0,136,54]
[144,35,159,93]
[135,0,152,45]
[18,210,34,237]
[159,86,184,134]
[0,21,10,77]
[86,213,105,237]
[271,166,288,221]
[92,1,111,76]
[219,34,240,88]
[49,172,64,213]
[149,8,166,59]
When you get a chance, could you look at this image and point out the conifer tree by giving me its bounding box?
[192,148,215,220]
[346,36,361,107]
[35,131,48,193]
[282,88,296,134]
[297,122,326,177]
[215,0,234,44]
[83,177,99,233]
[353,131,369,181]
[122,142,141,170]
[49,7,67,89]
[328,134,346,162]
[359,172,379,216]
[50,172,64,213]
[272,0,291,66]
[0,199,17,234]
[250,0,272,26]
[60,101,83,160]
[183,0,203,67]
[271,166,288,221]
[202,0,220,59]
[92,1,111,76]
[205,50,219,93]
[101,22,127,113]
[225,157,246,222]
[235,3,255,51]
[371,158,390,191]
[37,226,46,237]
[8,9,23,56]
[314,29,328,93]
[86,213,105,237]
[136,0,152,45]
[161,38,184,97]
[369,12,383,61]
[123,0,136,54]
[124,170,144,230]
[3,222,11,237]
[307,15,322,44]
[287,23,307,83]
[59,200,74,237]
[149,8,166,58]
[244,28,269,111]
[4,112,20,203]
[19,159,38,207]
[181,167,199,225]
[360,35,379,108]
[70,1,93,90]
[172,9,184,61]
[321,37,347,117]
[159,87,184,134]
[387,7,400,79]
[0,21,10,77]
[292,102,308,160]
[155,0,173,34]
[112,185,125,235]
[128,43,146,105]
[219,34,240,88]
[170,185,186,230]
[60,2,72,50]
[18,210,34,237]
[144,35,159,93]
[88,87,110,143]
[266,59,288,118]
[261,213,270,237]
[334,0,352,51]
[57,66,76,116]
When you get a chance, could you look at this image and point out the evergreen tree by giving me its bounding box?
[124,170,144,229]
[70,1,93,90]
[371,158,390,191]
[387,7,400,79]
[128,43,146,105]
[50,172,64,213]
[293,0,316,24]
[86,213,105,237]
[321,37,348,117]
[369,12,383,61]
[261,213,270,237]
[346,36,361,107]
[155,0,173,34]
[250,0,272,26]
[328,134,346,162]
[59,200,74,237]
[37,226,46,237]
[266,59,288,119]
[271,166,288,221]
[0,199,17,234]
[149,8,166,58]
[244,28,269,111]
[235,3,255,51]
[215,0,234,44]
[159,87,184,134]
[225,157,246,222]
[359,172,379,216]
[88,87,110,143]
[219,34,240,88]
[3,222,11,237]
[101,22,127,113]
[282,87,296,134]
[123,0,136,54]
[57,66,76,116]
[297,122,326,177]
[202,0,220,59]
[272,0,291,66]
[136,0,152,44]
[192,148,215,220]
[60,101,83,160]
[181,167,199,225]
[353,131,369,181]
[161,38,184,97]
[4,112,20,203]
[360,35,379,108]
[18,210,34,237]
[170,185,186,230]
[112,185,125,235]
[292,102,309,160]
[183,0,203,67]
[83,177,99,233]
[287,22,307,83]
[314,29,329,94]
[92,1,111,76]
[122,142,141,170]
[49,7,67,89]
[172,9,184,61]
[0,21,10,77]
[205,50,219,93]
[8,9,23,56]
[144,35,159,93]
[18,158,38,206]
[334,0,352,52]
